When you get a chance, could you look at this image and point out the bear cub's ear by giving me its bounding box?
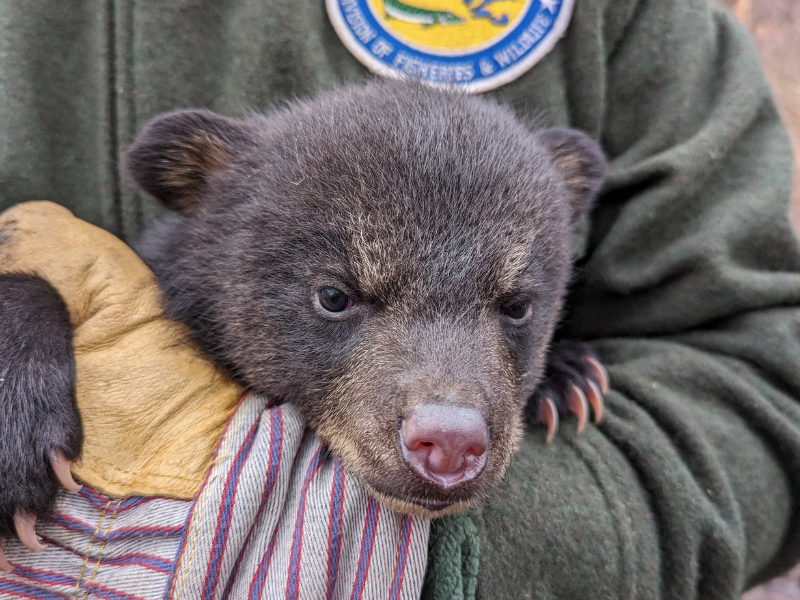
[125,110,250,213]
[536,128,607,222]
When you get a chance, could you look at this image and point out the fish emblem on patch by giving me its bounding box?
[326,0,574,92]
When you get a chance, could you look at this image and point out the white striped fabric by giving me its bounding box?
[0,394,430,600]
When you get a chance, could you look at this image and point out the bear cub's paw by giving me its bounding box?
[0,273,83,572]
[525,340,608,442]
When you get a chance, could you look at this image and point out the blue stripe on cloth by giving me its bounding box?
[286,445,327,600]
[326,459,346,599]
[117,497,165,512]
[388,516,414,600]
[162,488,209,596]
[201,418,261,600]
[78,486,116,509]
[221,407,285,600]
[0,581,71,600]
[6,565,74,586]
[349,498,380,600]
[78,488,171,514]
[47,512,184,541]
[8,565,150,600]
[101,553,174,574]
[163,394,253,599]
[161,500,202,597]
[247,533,278,600]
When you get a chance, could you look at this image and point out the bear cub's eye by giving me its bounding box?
[318,287,353,313]
[502,300,531,322]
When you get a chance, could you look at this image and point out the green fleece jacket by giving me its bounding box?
[1,1,798,598]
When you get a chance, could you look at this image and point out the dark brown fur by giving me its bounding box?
[0,274,81,537]
[129,80,606,515]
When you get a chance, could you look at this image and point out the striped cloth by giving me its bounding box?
[0,394,430,599]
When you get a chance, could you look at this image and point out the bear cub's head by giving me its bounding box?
[127,80,605,517]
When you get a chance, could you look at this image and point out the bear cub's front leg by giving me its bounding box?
[0,273,83,572]
[526,340,609,442]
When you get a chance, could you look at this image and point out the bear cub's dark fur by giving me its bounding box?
[0,275,81,541]
[0,80,606,538]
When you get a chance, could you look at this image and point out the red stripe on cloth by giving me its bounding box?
[387,516,413,600]
[200,418,261,600]
[5,564,74,587]
[78,488,186,513]
[100,553,174,575]
[349,498,381,600]
[37,538,173,575]
[0,580,71,600]
[221,407,285,600]
[167,392,251,599]
[326,460,346,599]
[247,534,278,600]
[48,512,182,540]
[47,511,100,533]
[7,564,149,600]
[286,446,327,600]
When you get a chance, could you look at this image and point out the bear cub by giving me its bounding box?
[0,80,607,557]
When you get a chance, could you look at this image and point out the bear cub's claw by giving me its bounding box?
[50,453,82,494]
[0,511,46,573]
[0,450,83,571]
[0,453,82,572]
[526,341,608,442]
[13,513,45,554]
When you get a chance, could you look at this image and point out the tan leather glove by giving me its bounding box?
[0,201,244,499]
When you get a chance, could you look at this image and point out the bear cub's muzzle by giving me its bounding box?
[401,405,490,490]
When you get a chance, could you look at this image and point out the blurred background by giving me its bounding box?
[714,2,800,598]
[715,0,799,228]
[716,1,800,599]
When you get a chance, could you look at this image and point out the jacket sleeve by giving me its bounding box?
[424,1,800,598]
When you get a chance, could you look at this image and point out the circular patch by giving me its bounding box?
[327,0,574,92]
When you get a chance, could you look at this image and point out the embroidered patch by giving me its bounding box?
[327,0,574,92]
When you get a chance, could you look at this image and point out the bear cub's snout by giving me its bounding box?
[127,79,607,518]
[401,405,489,489]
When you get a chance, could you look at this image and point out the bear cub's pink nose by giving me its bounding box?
[400,405,489,490]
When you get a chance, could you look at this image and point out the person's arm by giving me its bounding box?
[425,0,800,597]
